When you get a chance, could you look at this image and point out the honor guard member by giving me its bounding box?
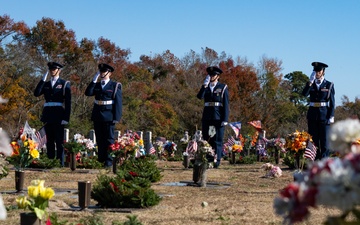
[85,63,122,167]
[197,66,229,168]
[34,62,71,166]
[302,62,335,160]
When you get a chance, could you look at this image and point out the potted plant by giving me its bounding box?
[16,179,55,224]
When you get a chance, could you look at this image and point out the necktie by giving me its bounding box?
[101,80,105,86]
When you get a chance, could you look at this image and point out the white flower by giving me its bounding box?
[329,118,360,155]
[314,157,360,211]
[74,133,83,141]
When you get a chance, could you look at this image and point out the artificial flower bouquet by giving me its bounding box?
[108,130,142,159]
[63,133,95,154]
[8,129,40,171]
[274,118,360,224]
[16,179,55,220]
[261,163,282,178]
[231,141,243,153]
[284,130,313,170]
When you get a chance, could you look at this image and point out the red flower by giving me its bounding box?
[129,171,138,177]
[109,182,119,192]
[46,217,52,225]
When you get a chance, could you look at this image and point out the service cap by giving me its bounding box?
[311,62,328,72]
[47,62,63,70]
[206,66,223,76]
[98,63,114,72]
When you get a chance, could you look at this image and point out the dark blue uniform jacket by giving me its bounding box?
[197,82,229,122]
[85,80,122,122]
[302,79,335,121]
[34,79,71,123]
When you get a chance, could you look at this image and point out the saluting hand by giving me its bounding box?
[92,71,100,82]
[42,71,49,81]
[309,71,316,83]
[203,75,210,87]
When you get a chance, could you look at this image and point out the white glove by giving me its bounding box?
[309,71,316,83]
[112,120,118,124]
[329,117,334,124]
[92,71,100,82]
[42,71,49,81]
[221,121,228,126]
[203,75,211,87]
[61,120,68,125]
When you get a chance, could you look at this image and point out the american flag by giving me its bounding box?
[304,141,317,161]
[186,140,197,154]
[229,122,241,137]
[148,143,156,155]
[35,126,47,150]
[248,120,262,132]
[226,135,236,146]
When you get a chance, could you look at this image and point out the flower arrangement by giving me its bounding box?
[274,118,360,224]
[231,141,243,153]
[194,140,214,163]
[163,141,177,157]
[8,130,40,171]
[16,179,55,220]
[285,130,311,153]
[267,137,286,154]
[154,140,164,156]
[108,130,141,159]
[63,133,95,154]
[261,163,282,178]
[284,130,313,170]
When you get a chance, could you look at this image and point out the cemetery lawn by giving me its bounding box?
[0,160,341,225]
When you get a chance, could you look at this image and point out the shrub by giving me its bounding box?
[119,156,162,182]
[91,171,161,208]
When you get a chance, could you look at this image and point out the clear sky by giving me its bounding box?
[1,0,360,104]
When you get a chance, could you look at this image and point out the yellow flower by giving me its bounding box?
[29,149,40,159]
[28,185,40,198]
[16,196,31,209]
[40,187,55,200]
[28,139,37,150]
[31,179,45,187]
[139,139,144,146]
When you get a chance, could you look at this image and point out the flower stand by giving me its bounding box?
[231,152,236,164]
[112,157,118,174]
[78,181,91,209]
[15,170,25,192]
[192,162,202,183]
[20,212,41,225]
[183,155,189,168]
[69,153,76,171]
[274,148,279,164]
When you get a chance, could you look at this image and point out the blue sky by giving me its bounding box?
[1,0,360,104]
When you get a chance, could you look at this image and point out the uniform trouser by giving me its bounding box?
[308,119,330,160]
[94,121,114,167]
[44,123,65,166]
[202,120,225,166]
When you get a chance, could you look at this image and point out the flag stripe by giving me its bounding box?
[35,126,47,149]
[304,141,317,161]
